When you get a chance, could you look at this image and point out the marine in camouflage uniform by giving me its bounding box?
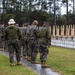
[0,24,5,49]
[21,23,29,59]
[1,24,8,51]
[38,23,51,68]
[4,19,22,66]
[27,20,38,64]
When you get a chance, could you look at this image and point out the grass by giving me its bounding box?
[1,46,75,75]
[0,54,38,75]
[36,46,75,75]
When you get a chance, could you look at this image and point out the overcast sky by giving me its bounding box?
[61,1,73,15]
[61,6,73,15]
[61,7,66,15]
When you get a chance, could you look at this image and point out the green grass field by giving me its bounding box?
[36,46,75,75]
[0,54,38,75]
[0,46,75,75]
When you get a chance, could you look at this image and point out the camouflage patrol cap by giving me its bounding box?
[15,24,19,27]
[32,20,38,25]
[23,22,29,26]
[43,22,49,27]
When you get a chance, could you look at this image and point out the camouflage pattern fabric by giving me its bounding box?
[38,26,51,63]
[4,26,22,63]
[39,44,48,63]
[0,26,5,48]
[21,27,29,57]
[27,25,38,61]
[8,39,21,63]
[5,26,22,40]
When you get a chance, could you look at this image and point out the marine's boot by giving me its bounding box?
[31,60,39,64]
[23,56,27,59]
[17,61,23,65]
[41,62,49,68]
[10,63,16,66]
[27,56,31,61]
[20,55,23,58]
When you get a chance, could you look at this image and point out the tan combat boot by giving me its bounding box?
[17,61,23,65]
[23,56,27,59]
[27,56,31,61]
[31,60,39,64]
[10,63,16,66]
[41,62,49,68]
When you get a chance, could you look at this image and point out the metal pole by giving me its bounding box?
[66,0,68,25]
[29,0,31,24]
[54,0,56,26]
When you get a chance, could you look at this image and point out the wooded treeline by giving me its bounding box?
[0,0,75,26]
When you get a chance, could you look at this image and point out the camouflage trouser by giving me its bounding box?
[8,39,21,63]
[22,40,28,56]
[0,38,8,51]
[39,44,49,63]
[4,40,8,51]
[0,36,3,48]
[28,39,38,61]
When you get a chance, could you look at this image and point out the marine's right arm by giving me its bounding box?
[4,27,8,40]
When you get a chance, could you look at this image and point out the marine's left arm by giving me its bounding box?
[17,28,22,40]
[46,28,51,46]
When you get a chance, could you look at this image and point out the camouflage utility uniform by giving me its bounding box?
[0,25,8,51]
[38,25,51,68]
[0,26,5,48]
[4,25,22,65]
[21,24,29,58]
[27,23,38,63]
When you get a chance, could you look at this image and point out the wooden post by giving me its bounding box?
[53,25,55,37]
[61,25,64,36]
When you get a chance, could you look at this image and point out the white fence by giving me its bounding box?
[51,37,75,49]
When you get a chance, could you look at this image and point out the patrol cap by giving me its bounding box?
[15,24,19,27]
[32,20,38,25]
[8,19,16,24]
[43,22,49,27]
[23,22,29,26]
